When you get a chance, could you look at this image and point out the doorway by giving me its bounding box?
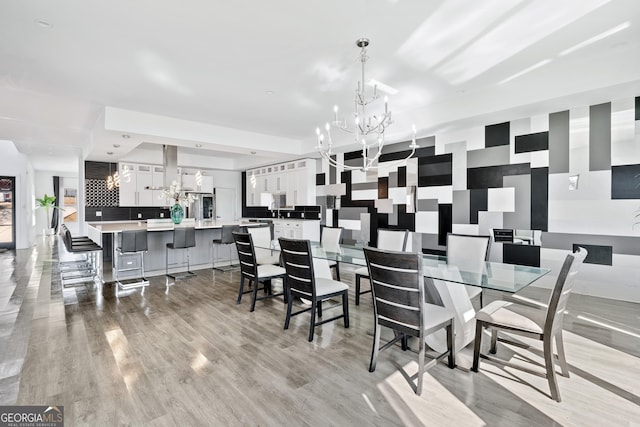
[0,176,16,249]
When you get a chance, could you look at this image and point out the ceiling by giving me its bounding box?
[1,0,639,172]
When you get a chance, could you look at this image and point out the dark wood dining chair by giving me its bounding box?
[355,229,409,305]
[364,247,455,395]
[233,231,287,312]
[279,237,349,342]
[472,247,587,402]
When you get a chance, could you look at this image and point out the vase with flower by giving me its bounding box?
[160,181,197,225]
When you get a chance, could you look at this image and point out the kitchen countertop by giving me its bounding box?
[87,219,256,234]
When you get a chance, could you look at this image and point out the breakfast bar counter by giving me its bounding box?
[86,219,255,278]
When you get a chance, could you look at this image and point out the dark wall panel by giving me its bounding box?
[438,204,452,246]
[572,243,613,266]
[515,131,549,153]
[531,167,549,231]
[398,166,407,187]
[380,146,435,163]
[611,164,640,199]
[467,164,530,189]
[469,189,488,224]
[316,173,326,186]
[418,153,452,187]
[485,122,510,147]
[378,177,388,199]
[635,96,640,121]
[503,244,541,267]
[397,204,415,232]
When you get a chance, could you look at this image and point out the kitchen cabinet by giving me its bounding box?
[273,219,320,241]
[118,163,137,206]
[152,166,166,207]
[246,158,315,208]
[136,164,154,206]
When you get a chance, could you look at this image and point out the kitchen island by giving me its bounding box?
[87,219,257,278]
[86,218,320,279]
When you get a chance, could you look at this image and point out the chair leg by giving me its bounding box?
[401,333,409,351]
[447,321,456,369]
[369,324,381,372]
[472,321,484,372]
[317,301,322,318]
[237,276,245,304]
[342,292,349,328]
[250,279,260,312]
[335,263,341,281]
[308,300,317,341]
[479,291,483,308]
[544,334,561,402]
[556,331,570,377]
[416,335,425,395]
[355,274,361,306]
[490,329,498,354]
[284,289,293,330]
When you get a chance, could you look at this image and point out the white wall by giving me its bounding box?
[0,140,34,249]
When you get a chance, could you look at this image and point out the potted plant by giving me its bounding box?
[36,193,61,236]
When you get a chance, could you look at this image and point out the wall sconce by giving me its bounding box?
[569,174,579,190]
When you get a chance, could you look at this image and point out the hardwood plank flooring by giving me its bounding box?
[1,240,639,426]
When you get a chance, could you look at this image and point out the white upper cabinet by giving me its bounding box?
[118,163,137,206]
[246,158,316,208]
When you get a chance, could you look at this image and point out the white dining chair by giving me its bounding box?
[321,226,343,280]
[472,247,587,402]
[447,233,491,307]
[355,229,409,305]
[248,225,280,266]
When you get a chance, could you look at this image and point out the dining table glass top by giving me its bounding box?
[261,241,550,294]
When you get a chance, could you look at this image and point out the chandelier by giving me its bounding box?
[315,38,418,172]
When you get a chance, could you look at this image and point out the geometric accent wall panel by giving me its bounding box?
[487,187,515,212]
[549,110,570,174]
[503,174,531,230]
[589,102,612,171]
[636,96,640,121]
[515,131,549,153]
[485,122,510,147]
[470,189,487,224]
[418,153,452,187]
[572,243,613,266]
[467,164,530,189]
[531,167,549,231]
[611,164,640,199]
[438,204,452,246]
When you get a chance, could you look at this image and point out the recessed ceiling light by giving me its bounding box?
[251,151,256,155]
[107,151,114,155]
[35,19,52,29]
[195,144,202,148]
[121,134,130,139]
[266,91,274,95]
[113,144,120,148]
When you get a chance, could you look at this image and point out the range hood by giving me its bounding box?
[147,145,186,191]
[163,145,180,189]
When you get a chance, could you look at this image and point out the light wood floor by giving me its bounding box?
[1,240,639,426]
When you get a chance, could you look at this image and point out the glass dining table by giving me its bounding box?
[256,239,551,354]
